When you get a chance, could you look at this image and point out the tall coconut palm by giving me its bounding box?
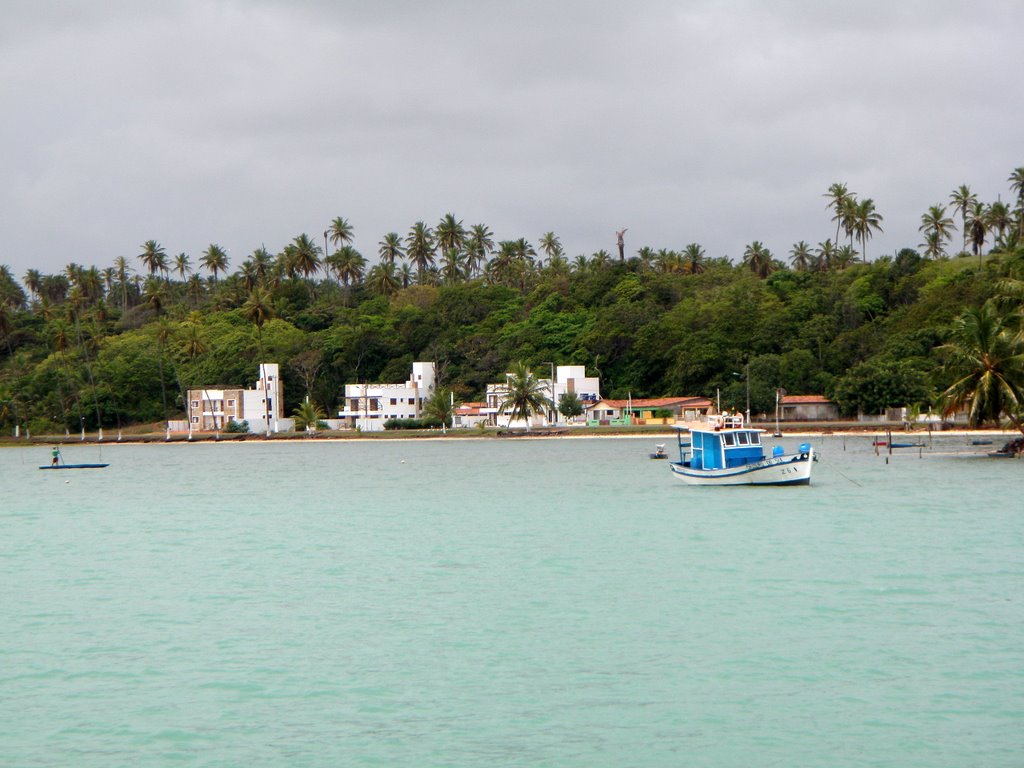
[242,286,276,434]
[440,249,466,285]
[949,184,977,254]
[742,241,775,278]
[850,198,883,262]
[406,221,436,284]
[200,244,229,282]
[326,245,366,288]
[919,205,955,256]
[683,243,706,275]
[23,269,42,304]
[789,241,813,272]
[378,232,404,267]
[435,213,466,263]
[824,183,854,244]
[173,253,192,281]
[465,224,494,278]
[498,362,551,431]
[920,230,944,260]
[288,233,322,296]
[1008,167,1024,239]
[987,201,1012,245]
[113,257,131,314]
[538,232,563,264]
[940,301,1024,433]
[139,240,168,278]
[327,216,354,256]
[366,262,401,297]
[966,201,988,261]
[814,240,836,272]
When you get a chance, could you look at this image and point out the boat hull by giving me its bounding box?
[39,464,110,470]
[670,450,813,486]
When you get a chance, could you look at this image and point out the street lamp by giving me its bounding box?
[541,361,555,425]
[731,362,751,424]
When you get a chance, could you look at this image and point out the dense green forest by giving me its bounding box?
[2,171,1024,435]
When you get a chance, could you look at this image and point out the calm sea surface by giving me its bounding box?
[1,435,1022,767]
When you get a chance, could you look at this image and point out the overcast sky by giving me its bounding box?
[1,0,1022,281]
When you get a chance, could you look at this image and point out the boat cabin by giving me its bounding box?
[681,414,766,470]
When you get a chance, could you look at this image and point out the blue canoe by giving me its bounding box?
[39,463,110,470]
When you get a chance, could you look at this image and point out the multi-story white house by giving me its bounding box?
[337,362,437,431]
[184,363,292,434]
[485,364,601,428]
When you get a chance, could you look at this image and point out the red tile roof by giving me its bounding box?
[781,394,832,404]
[587,397,712,409]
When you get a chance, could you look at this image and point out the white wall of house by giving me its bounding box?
[337,362,437,431]
[181,363,293,433]
[485,364,601,428]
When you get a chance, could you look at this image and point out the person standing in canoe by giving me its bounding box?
[51,446,61,466]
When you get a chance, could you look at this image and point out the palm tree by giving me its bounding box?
[441,249,465,285]
[833,245,858,270]
[789,241,813,271]
[683,243,706,275]
[987,201,1013,246]
[326,245,366,288]
[288,233,322,296]
[824,183,854,244]
[1008,167,1024,240]
[498,362,551,431]
[655,249,681,274]
[327,216,354,256]
[366,262,401,297]
[113,257,130,314]
[814,240,836,272]
[292,397,326,434]
[23,269,42,304]
[940,301,1024,433]
[465,224,494,278]
[538,232,563,264]
[966,201,988,261]
[378,232,404,267]
[173,253,192,281]
[850,198,883,262]
[435,213,466,264]
[406,221,436,283]
[742,241,775,278]
[422,387,459,433]
[920,230,944,260]
[139,240,168,278]
[200,244,229,282]
[949,184,977,253]
[919,205,955,256]
[242,286,276,434]
[636,246,656,272]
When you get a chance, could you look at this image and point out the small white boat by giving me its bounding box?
[670,414,813,486]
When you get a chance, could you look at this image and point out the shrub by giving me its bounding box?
[224,419,250,433]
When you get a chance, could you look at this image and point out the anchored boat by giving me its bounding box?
[670,414,813,486]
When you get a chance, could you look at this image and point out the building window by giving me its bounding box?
[390,398,397,405]
[227,399,235,407]
[191,400,199,408]
[191,416,199,423]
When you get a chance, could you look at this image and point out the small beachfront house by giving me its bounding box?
[780,394,839,421]
[337,362,436,432]
[586,396,713,425]
[182,363,293,433]
[453,401,492,429]
[485,364,601,428]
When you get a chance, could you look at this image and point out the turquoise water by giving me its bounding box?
[1,436,1022,767]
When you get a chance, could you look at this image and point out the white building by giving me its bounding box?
[485,364,601,428]
[337,361,437,431]
[183,363,294,434]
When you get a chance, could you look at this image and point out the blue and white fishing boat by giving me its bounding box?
[670,414,813,486]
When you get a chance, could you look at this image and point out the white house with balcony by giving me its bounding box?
[485,364,601,428]
[337,361,437,431]
[180,363,294,434]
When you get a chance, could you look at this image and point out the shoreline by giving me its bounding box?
[2,427,1019,448]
